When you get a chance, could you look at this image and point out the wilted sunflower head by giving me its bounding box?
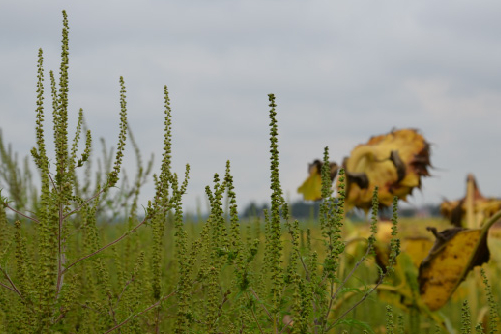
[440,174,501,228]
[342,128,432,211]
[298,128,432,212]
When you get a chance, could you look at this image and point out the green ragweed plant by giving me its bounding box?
[0,11,185,333]
[4,9,500,334]
[397,314,405,334]
[481,268,499,334]
[0,130,35,213]
[461,299,472,334]
[318,187,401,333]
[386,305,395,334]
[265,93,286,316]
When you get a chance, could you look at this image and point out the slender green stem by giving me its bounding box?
[0,265,21,296]
[3,203,40,224]
[62,216,149,274]
[103,289,177,334]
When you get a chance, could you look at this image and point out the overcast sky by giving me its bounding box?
[1,1,501,214]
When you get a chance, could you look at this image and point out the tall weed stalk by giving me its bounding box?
[2,10,496,334]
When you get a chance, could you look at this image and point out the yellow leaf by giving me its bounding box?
[297,160,337,201]
[419,226,490,311]
[404,237,434,268]
[297,173,323,201]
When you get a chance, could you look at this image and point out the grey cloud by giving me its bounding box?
[1,0,501,212]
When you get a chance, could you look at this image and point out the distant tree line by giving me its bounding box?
[240,201,442,220]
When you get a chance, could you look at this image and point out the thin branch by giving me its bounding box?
[3,203,40,224]
[0,281,16,292]
[325,274,386,332]
[62,186,107,220]
[52,311,67,325]
[286,227,311,282]
[49,174,57,190]
[62,216,149,274]
[55,193,65,299]
[45,174,64,297]
[321,239,372,325]
[332,242,372,300]
[103,289,176,334]
[115,274,136,305]
[154,307,160,334]
[107,292,122,334]
[285,226,321,317]
[81,303,106,316]
[246,292,265,334]
[249,288,273,322]
[297,253,311,281]
[0,265,21,297]
[0,266,37,315]
[278,317,294,334]
[331,284,397,312]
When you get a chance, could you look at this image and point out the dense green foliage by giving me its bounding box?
[0,11,500,334]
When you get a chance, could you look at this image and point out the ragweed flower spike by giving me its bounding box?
[108,76,128,187]
[297,160,338,201]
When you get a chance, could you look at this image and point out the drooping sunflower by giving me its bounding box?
[440,174,501,228]
[298,128,432,212]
